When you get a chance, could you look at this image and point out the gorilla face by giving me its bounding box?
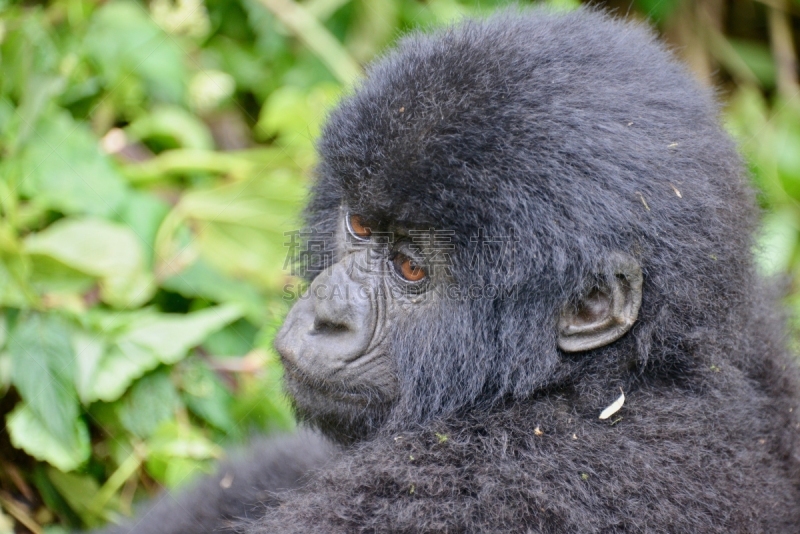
[274,207,443,441]
[275,203,643,443]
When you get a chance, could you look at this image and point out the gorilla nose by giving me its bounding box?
[311,283,356,334]
[274,262,378,372]
[310,264,369,334]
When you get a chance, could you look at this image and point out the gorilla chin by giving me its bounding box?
[283,372,395,444]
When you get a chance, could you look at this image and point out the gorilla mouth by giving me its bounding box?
[281,358,379,407]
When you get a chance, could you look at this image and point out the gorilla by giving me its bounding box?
[97,8,800,534]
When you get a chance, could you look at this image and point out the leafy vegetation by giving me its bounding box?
[0,0,797,531]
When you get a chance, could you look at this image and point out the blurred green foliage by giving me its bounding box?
[0,0,797,531]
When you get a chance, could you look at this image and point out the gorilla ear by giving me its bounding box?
[557,253,643,353]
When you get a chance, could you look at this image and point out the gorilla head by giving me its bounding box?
[275,10,759,444]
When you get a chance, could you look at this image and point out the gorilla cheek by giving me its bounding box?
[274,262,378,380]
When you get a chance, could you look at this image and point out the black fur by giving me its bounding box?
[97,7,800,533]
[94,430,336,533]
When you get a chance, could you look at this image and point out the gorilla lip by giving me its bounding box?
[282,360,379,406]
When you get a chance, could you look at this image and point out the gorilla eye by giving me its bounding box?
[392,253,427,282]
[347,213,372,240]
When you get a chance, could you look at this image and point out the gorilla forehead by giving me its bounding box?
[316,10,749,258]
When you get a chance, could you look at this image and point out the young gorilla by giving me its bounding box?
[100,8,800,534]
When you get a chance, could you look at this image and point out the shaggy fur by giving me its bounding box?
[95,431,337,533]
[96,8,800,533]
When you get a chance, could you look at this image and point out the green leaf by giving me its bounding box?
[46,467,118,527]
[6,403,90,472]
[145,421,221,487]
[127,105,214,150]
[256,84,339,149]
[0,15,61,142]
[8,313,80,447]
[81,305,242,402]
[0,260,29,308]
[231,358,295,436]
[18,112,127,217]
[121,304,243,363]
[544,0,581,11]
[84,343,159,404]
[25,217,156,308]
[32,465,83,528]
[115,191,171,267]
[634,0,681,23]
[175,176,305,290]
[729,40,776,89]
[180,362,235,433]
[117,370,182,438]
[162,259,267,323]
[147,421,222,458]
[776,116,800,201]
[73,332,106,405]
[28,255,96,296]
[84,1,186,104]
[202,318,258,356]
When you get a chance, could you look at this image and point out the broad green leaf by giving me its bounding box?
[126,106,214,150]
[231,362,295,437]
[180,362,235,433]
[46,468,118,527]
[115,191,171,267]
[175,175,305,290]
[85,345,159,404]
[6,403,90,472]
[25,218,156,308]
[73,332,106,405]
[81,305,242,402]
[202,318,258,357]
[117,370,181,438]
[148,456,214,489]
[8,76,65,152]
[0,260,28,308]
[204,35,273,100]
[18,112,127,217]
[84,1,186,104]
[147,421,222,458]
[145,421,221,487]
[31,466,84,529]
[0,16,60,124]
[256,84,339,149]
[162,259,267,323]
[8,313,80,447]
[121,304,243,363]
[29,255,96,296]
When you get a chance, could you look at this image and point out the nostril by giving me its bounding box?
[312,318,350,334]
